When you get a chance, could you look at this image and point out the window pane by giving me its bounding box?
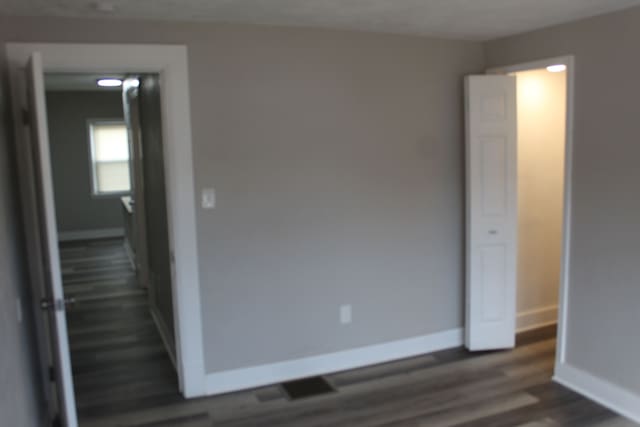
[90,122,131,194]
[93,124,129,162]
[96,161,131,193]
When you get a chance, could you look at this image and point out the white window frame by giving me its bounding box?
[87,118,131,197]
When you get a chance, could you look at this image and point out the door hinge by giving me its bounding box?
[22,108,30,126]
[49,365,55,382]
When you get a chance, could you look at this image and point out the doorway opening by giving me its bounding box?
[8,43,205,427]
[464,56,574,365]
[512,66,567,337]
[44,72,180,419]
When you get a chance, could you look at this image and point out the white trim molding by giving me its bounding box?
[206,328,463,396]
[554,363,640,424]
[516,305,558,332]
[58,227,124,242]
[6,43,207,399]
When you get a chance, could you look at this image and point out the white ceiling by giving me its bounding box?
[2,0,640,41]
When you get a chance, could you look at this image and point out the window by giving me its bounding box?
[89,121,131,195]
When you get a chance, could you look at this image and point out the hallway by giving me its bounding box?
[60,238,181,421]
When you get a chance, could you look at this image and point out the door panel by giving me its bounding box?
[480,245,507,321]
[481,137,508,215]
[25,52,78,427]
[465,75,518,351]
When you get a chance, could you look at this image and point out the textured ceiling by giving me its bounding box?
[1,0,639,41]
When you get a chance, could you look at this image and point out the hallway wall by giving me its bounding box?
[137,74,175,356]
[46,90,125,236]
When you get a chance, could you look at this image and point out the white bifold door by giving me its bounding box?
[19,52,78,427]
[464,75,518,351]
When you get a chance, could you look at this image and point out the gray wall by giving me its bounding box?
[486,7,640,393]
[0,16,485,374]
[0,50,45,426]
[193,29,482,372]
[46,90,125,233]
[138,74,175,351]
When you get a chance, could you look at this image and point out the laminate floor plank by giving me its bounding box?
[328,354,438,387]
[378,392,540,427]
[60,238,181,423]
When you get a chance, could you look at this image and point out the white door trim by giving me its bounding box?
[486,56,576,369]
[6,43,207,398]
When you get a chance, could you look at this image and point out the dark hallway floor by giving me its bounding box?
[60,238,181,422]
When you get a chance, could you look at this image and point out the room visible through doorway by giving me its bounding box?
[44,72,180,421]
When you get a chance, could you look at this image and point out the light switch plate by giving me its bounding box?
[202,188,215,209]
[340,304,352,324]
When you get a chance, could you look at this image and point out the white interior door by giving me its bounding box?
[24,52,78,427]
[465,75,518,351]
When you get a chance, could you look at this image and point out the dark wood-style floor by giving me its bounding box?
[60,238,182,421]
[63,239,636,427]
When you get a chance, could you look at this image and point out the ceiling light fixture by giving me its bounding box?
[546,64,567,73]
[97,78,123,87]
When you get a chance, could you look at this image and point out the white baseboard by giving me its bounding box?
[205,328,463,396]
[58,227,124,242]
[150,304,177,369]
[554,362,640,424]
[517,305,558,332]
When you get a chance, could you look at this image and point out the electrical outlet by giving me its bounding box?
[340,304,352,324]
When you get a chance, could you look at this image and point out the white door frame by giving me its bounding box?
[486,55,576,370]
[6,43,207,398]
